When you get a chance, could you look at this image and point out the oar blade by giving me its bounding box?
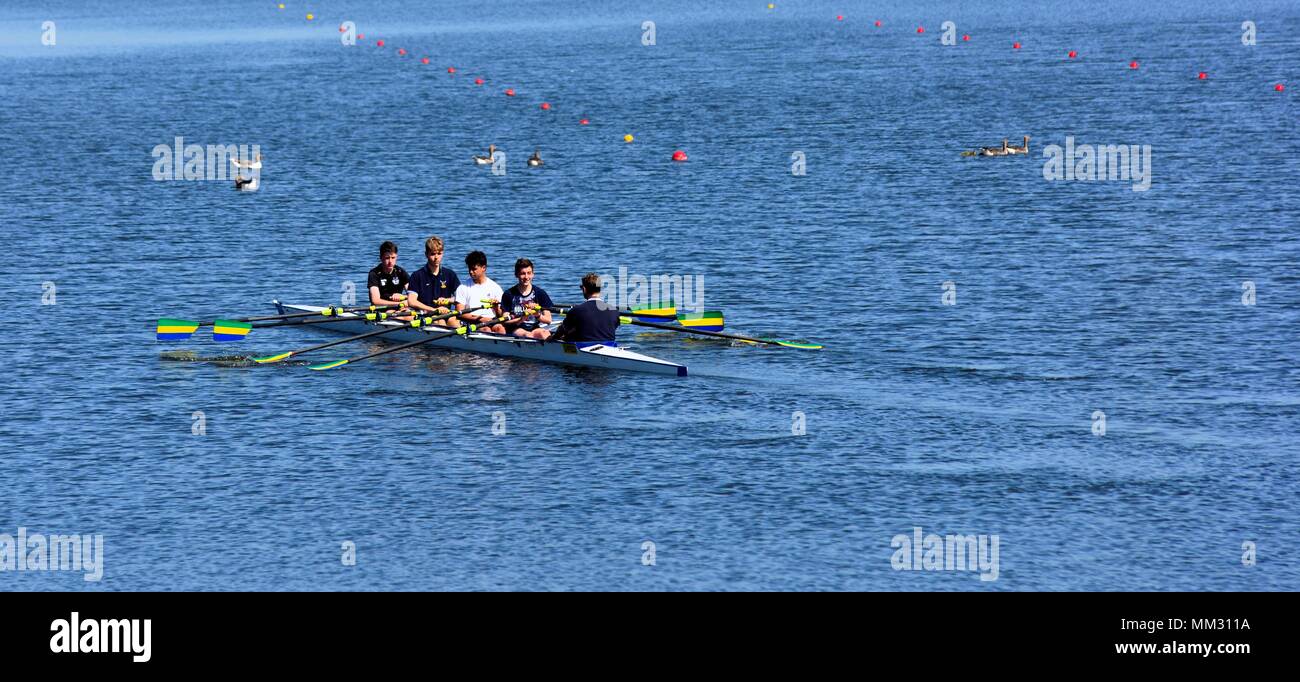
[308,359,349,371]
[212,320,252,342]
[629,300,676,323]
[675,310,725,332]
[772,339,823,350]
[252,352,292,364]
[156,319,199,341]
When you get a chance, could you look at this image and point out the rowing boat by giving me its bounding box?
[271,301,688,376]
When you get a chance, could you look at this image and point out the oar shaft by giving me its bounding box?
[198,303,406,326]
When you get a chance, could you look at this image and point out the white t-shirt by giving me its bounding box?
[455,276,504,322]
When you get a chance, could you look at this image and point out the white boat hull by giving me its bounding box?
[272,302,687,376]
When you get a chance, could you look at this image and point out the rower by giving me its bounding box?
[527,149,543,167]
[454,250,506,333]
[499,258,554,340]
[406,236,462,328]
[550,273,620,345]
[367,240,411,309]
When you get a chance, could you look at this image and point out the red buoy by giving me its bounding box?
[874,21,881,27]
[397,48,406,56]
[1276,83,1286,91]
[917,27,924,34]
[474,78,484,85]
[1129,61,1138,69]
[540,102,550,110]
[580,118,589,125]
[339,25,346,32]
[376,39,384,47]
[962,34,970,41]
[672,150,688,162]
[357,33,364,40]
[505,88,515,96]
[447,67,456,74]
[1068,50,1077,58]
[1013,42,1021,49]
[836,15,843,22]
[1198,72,1207,79]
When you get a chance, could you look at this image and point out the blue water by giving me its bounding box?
[1,0,1297,590]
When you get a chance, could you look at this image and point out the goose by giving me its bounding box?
[527,149,543,167]
[1005,135,1030,155]
[473,144,497,165]
[979,139,1011,157]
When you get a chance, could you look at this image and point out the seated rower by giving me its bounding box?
[367,240,411,310]
[454,250,506,333]
[406,236,461,328]
[550,273,620,345]
[499,258,554,340]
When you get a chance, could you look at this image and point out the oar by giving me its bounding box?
[156,302,409,341]
[546,307,820,349]
[308,310,526,371]
[253,306,483,364]
[553,303,725,330]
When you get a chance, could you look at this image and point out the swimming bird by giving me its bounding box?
[473,144,497,165]
[527,149,543,167]
[974,139,1010,157]
[1005,136,1030,155]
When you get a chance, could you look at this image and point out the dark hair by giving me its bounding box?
[581,272,601,294]
[465,250,487,269]
[379,241,398,258]
[514,258,534,275]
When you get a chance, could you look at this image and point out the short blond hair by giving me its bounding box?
[425,236,444,256]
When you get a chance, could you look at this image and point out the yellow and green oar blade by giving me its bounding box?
[614,315,821,350]
[211,320,252,342]
[675,310,725,332]
[307,359,350,371]
[156,318,200,341]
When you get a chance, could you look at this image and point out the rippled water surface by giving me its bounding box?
[0,0,1297,590]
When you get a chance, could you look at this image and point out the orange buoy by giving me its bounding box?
[540,102,551,110]
[672,150,688,162]
[421,57,430,65]
[580,118,589,125]
[1068,50,1077,58]
[1129,60,1138,69]
[1198,72,1207,79]
[475,78,484,85]
[505,88,515,96]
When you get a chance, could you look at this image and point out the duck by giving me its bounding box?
[473,144,497,165]
[527,149,543,167]
[1005,135,1030,155]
